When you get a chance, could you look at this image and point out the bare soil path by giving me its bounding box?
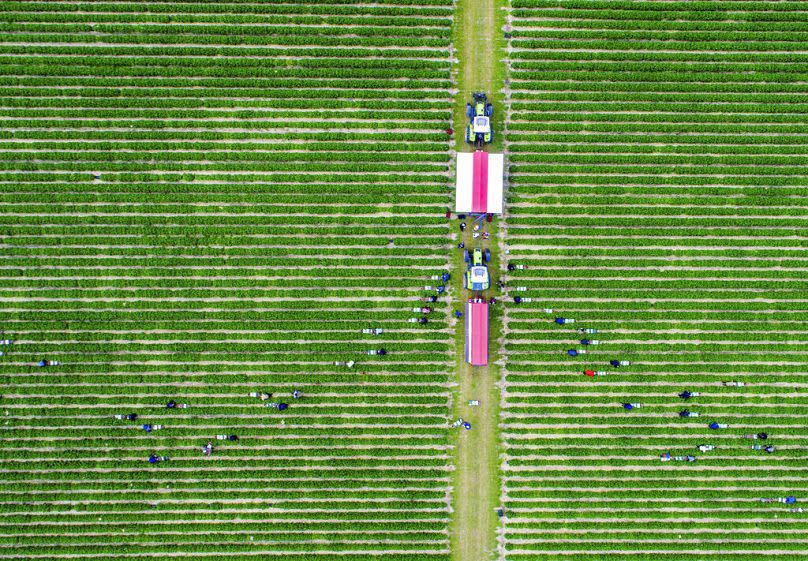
[449,2,506,561]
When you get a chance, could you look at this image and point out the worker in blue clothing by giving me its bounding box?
[514,296,522,304]
[455,310,462,319]
[622,403,641,410]
[709,422,728,430]
[554,317,573,325]
[678,391,700,400]
[761,496,797,504]
[567,349,583,357]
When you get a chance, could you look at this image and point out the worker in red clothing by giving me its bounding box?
[584,370,595,377]
[446,127,454,135]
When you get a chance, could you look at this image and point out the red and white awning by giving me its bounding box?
[455,151,504,214]
[465,301,489,366]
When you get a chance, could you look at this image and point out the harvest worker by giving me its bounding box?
[567,349,586,357]
[580,339,599,346]
[709,422,728,430]
[513,296,522,304]
[554,317,574,325]
[679,409,699,418]
[697,444,715,452]
[459,222,467,232]
[148,454,167,464]
[610,360,630,368]
[752,444,775,453]
[203,441,213,456]
[584,370,607,377]
[166,401,189,409]
[761,496,797,504]
[216,434,238,441]
[266,402,289,411]
[622,403,641,410]
[455,310,462,319]
[723,381,746,387]
[250,392,272,401]
[424,295,438,303]
[292,390,302,399]
[744,432,768,440]
[578,328,598,334]
[36,359,59,367]
[678,391,700,400]
[115,413,138,421]
[458,242,465,249]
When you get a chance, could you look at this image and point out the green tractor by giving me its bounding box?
[463,247,491,292]
[465,92,493,149]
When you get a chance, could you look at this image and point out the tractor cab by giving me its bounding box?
[464,247,491,292]
[465,92,494,148]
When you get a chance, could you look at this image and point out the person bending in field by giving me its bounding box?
[554,317,573,325]
[744,432,768,440]
[678,391,700,400]
[760,496,797,504]
[622,403,641,410]
[610,360,630,368]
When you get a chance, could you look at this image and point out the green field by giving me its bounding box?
[501,1,808,559]
[0,1,455,559]
[1,0,807,560]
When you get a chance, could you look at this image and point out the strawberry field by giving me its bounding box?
[501,1,808,559]
[0,1,456,559]
[2,0,808,559]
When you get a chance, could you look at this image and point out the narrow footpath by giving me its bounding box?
[449,1,507,561]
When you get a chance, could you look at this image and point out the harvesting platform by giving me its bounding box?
[465,299,489,366]
[455,150,504,215]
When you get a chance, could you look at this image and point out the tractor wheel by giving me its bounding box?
[465,127,472,144]
[465,250,472,263]
[485,103,493,117]
[484,248,491,263]
[463,275,467,289]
